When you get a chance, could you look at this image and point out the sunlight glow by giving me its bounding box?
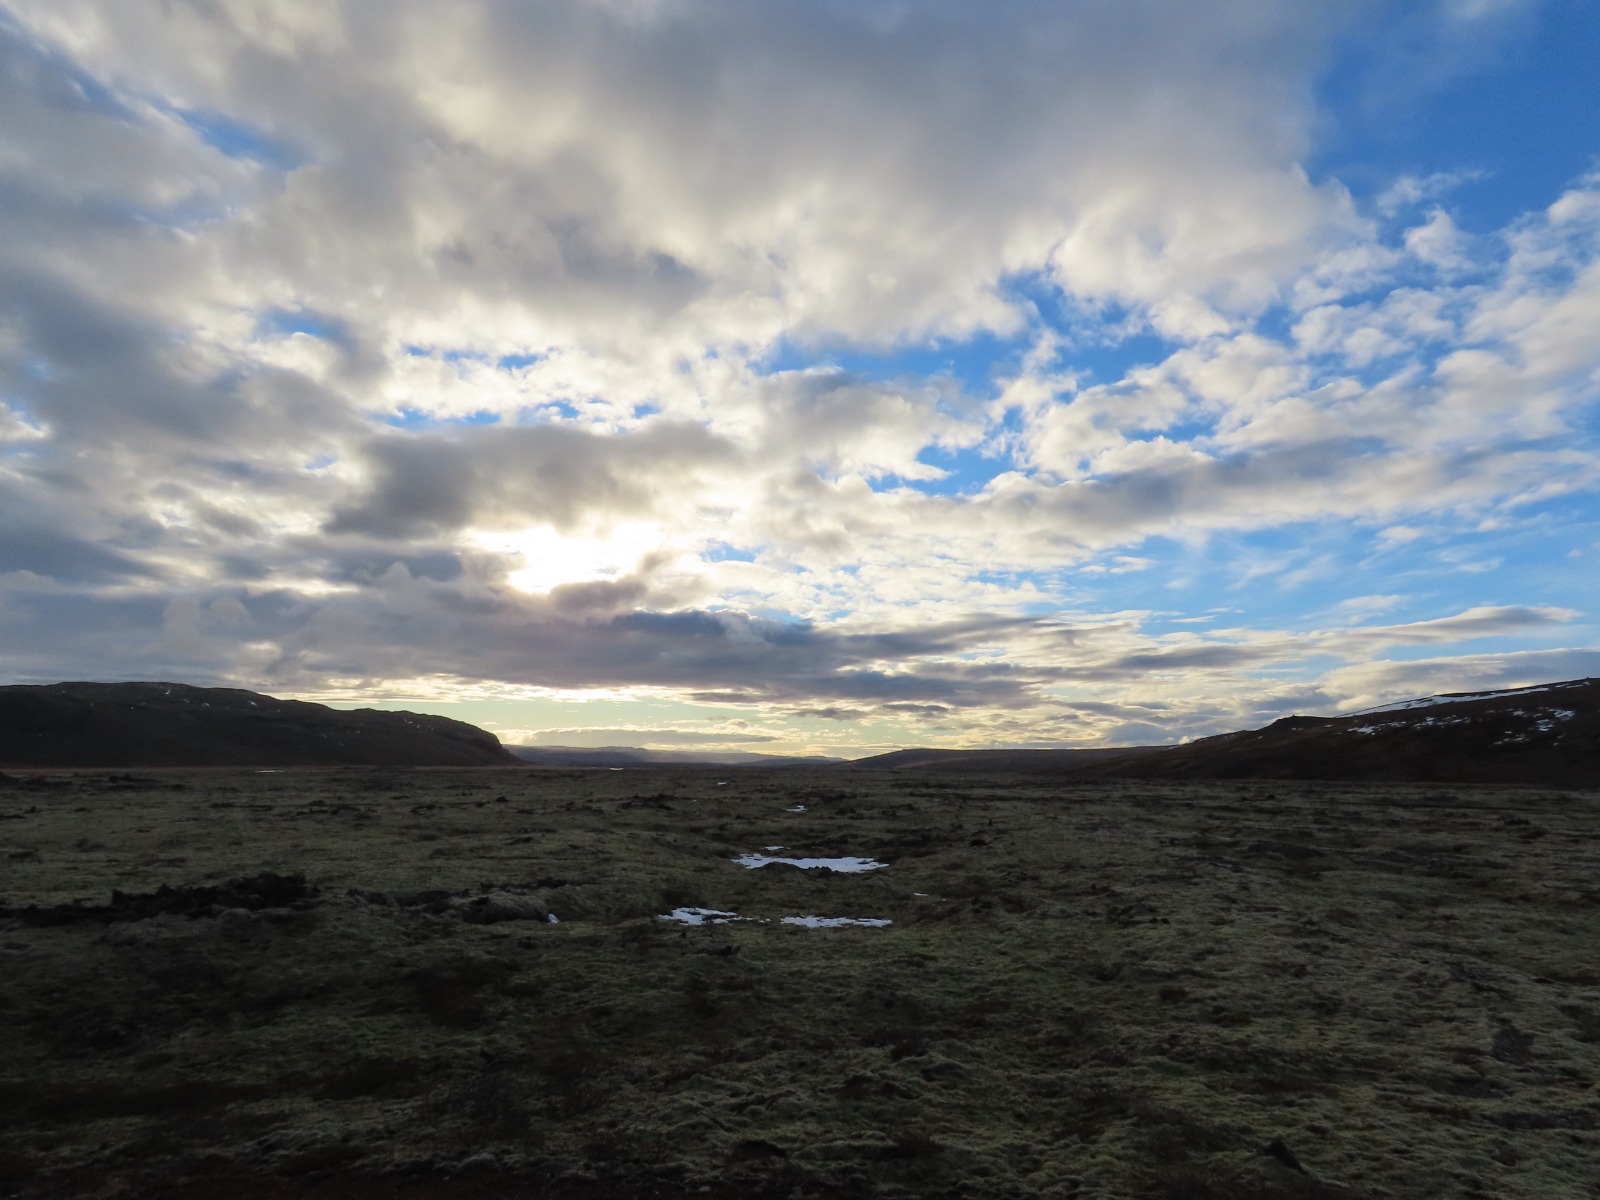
[473,521,667,593]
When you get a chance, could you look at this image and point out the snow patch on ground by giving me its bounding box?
[1354,680,1590,716]
[1495,708,1579,745]
[1348,714,1472,734]
[658,908,891,929]
[1357,691,1531,714]
[659,907,744,926]
[1350,700,1581,744]
[1535,709,1577,732]
[733,853,887,872]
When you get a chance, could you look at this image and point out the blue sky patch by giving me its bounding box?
[1312,0,1600,233]
[174,107,303,172]
[381,407,501,431]
[259,308,349,344]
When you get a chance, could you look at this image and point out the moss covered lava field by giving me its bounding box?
[2,768,1598,1199]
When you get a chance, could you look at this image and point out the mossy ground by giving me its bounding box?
[1,768,1597,1199]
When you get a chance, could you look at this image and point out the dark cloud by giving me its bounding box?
[782,705,875,721]
[0,263,356,450]
[30,578,1053,710]
[325,549,464,585]
[1096,644,1281,676]
[0,16,131,121]
[879,703,953,718]
[612,610,729,639]
[1022,438,1388,541]
[326,421,740,538]
[0,525,155,583]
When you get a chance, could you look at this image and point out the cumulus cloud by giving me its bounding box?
[326,420,739,539]
[9,0,1359,351]
[0,0,1595,751]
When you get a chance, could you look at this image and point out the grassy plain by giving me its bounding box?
[1,767,1598,1200]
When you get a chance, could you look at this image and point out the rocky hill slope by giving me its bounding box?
[0,682,519,767]
[852,678,1600,786]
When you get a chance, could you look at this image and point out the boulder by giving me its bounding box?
[450,892,549,924]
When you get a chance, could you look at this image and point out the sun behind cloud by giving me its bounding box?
[470,521,668,595]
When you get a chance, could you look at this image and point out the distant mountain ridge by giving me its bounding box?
[0,682,518,767]
[4,677,1595,782]
[849,677,1600,786]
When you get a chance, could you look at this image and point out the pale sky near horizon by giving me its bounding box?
[1,0,1598,755]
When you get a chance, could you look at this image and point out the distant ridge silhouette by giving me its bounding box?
[847,678,1600,787]
[0,682,518,767]
[4,678,1595,782]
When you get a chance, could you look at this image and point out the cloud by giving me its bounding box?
[742,369,983,483]
[1376,170,1485,216]
[0,2,1595,752]
[10,0,1362,353]
[1404,208,1472,270]
[326,419,739,539]
[0,523,155,584]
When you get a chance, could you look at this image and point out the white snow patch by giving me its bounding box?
[733,853,887,873]
[1532,709,1577,733]
[1346,713,1470,734]
[786,805,807,813]
[1355,684,1574,715]
[781,916,892,929]
[659,907,744,926]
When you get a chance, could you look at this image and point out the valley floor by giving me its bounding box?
[2,768,1597,1199]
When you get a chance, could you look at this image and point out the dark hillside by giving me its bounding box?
[0,682,519,767]
[1108,677,1599,786]
[853,678,1600,786]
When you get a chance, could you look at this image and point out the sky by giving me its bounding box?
[1,0,1598,757]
